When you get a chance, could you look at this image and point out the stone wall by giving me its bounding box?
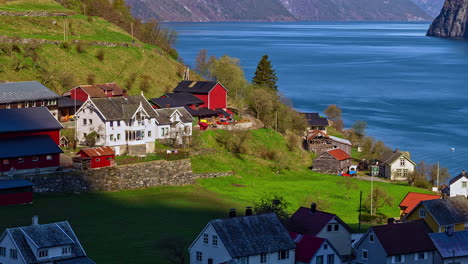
[0,11,74,17]
[0,35,141,48]
[21,159,233,193]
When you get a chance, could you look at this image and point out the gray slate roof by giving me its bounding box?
[5,221,90,264]
[154,107,194,125]
[58,96,84,109]
[450,171,468,185]
[150,92,204,108]
[0,81,59,104]
[329,136,352,146]
[378,150,415,166]
[304,113,329,127]
[210,213,296,258]
[0,107,63,133]
[422,196,468,225]
[430,230,468,258]
[90,95,157,121]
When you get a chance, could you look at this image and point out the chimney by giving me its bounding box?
[387,218,395,225]
[310,203,317,213]
[394,148,399,153]
[445,228,453,236]
[229,208,236,218]
[32,215,39,226]
[462,170,466,176]
[245,207,253,216]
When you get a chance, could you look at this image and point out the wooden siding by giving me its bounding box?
[405,204,439,232]
[208,84,227,109]
[0,154,60,172]
[313,153,351,174]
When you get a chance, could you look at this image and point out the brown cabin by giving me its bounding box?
[306,130,352,155]
[313,148,351,174]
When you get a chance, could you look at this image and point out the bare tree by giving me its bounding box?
[336,177,358,200]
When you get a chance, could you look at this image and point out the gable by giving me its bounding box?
[389,155,416,167]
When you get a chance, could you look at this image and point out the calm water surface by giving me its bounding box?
[167,22,468,177]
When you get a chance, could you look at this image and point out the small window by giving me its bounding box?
[18,157,24,163]
[38,249,48,258]
[362,249,368,260]
[46,155,53,160]
[277,250,289,260]
[444,225,454,232]
[419,209,426,218]
[196,251,202,262]
[10,249,18,259]
[393,255,403,263]
[334,224,339,231]
[400,158,406,166]
[212,235,218,246]
[62,246,71,255]
[239,256,249,264]
[327,254,334,264]
[203,233,209,244]
[316,255,324,264]
[32,101,36,107]
[0,246,5,256]
[110,121,114,127]
[106,157,113,161]
[148,131,152,137]
[415,252,426,260]
[25,101,29,108]
[41,100,45,106]
[462,182,467,188]
[89,119,93,125]
[369,234,374,243]
[83,133,87,138]
[32,156,39,162]
[117,121,121,127]
[117,134,121,140]
[327,224,332,232]
[83,119,87,125]
[260,253,267,263]
[95,158,100,162]
[2,159,9,165]
[6,104,10,109]
[110,135,114,141]
[324,243,328,249]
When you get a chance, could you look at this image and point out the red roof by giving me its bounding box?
[290,232,325,263]
[77,146,115,157]
[78,83,124,98]
[327,148,351,161]
[399,192,441,214]
[306,130,330,141]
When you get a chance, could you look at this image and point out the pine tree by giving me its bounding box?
[252,55,278,91]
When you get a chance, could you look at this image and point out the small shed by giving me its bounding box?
[0,179,35,206]
[76,146,115,169]
[313,148,351,174]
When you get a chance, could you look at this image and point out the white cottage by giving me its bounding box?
[450,171,468,197]
[189,212,296,264]
[290,233,341,264]
[377,149,416,181]
[154,107,193,146]
[75,95,159,156]
[0,217,95,264]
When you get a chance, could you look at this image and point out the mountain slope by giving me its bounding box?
[427,0,468,38]
[410,0,445,18]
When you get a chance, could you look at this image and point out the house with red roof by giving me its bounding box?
[353,220,437,264]
[75,146,115,169]
[312,148,351,174]
[398,192,440,218]
[290,232,341,264]
[68,83,125,102]
[286,204,353,258]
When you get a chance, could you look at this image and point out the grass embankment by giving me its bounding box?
[0,129,433,264]
[0,0,68,12]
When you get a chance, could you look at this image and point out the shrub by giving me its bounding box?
[57,71,76,90]
[168,48,179,60]
[414,178,432,189]
[125,72,138,90]
[60,42,71,51]
[360,213,387,224]
[286,134,300,151]
[96,49,105,61]
[75,42,87,53]
[86,73,96,85]
[139,75,153,93]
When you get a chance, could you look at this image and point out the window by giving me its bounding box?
[83,119,87,125]
[260,253,267,263]
[41,100,45,106]
[327,225,332,231]
[369,234,374,243]
[2,159,9,165]
[106,157,113,161]
[415,252,427,260]
[89,119,93,125]
[46,155,53,160]
[62,246,71,255]
[277,250,289,260]
[463,182,467,188]
[110,121,114,127]
[117,134,121,140]
[0,247,5,256]
[25,101,29,108]
[32,101,36,107]
[208,258,213,264]
[392,255,403,263]
[419,209,426,218]
[403,169,409,177]
[6,104,10,109]
[316,255,324,264]
[196,251,202,262]
[334,224,339,231]
[239,257,249,264]
[95,158,100,162]
[324,243,328,249]
[148,131,152,137]
[117,121,121,127]
[110,135,114,141]
[10,249,17,259]
[444,225,454,232]
[212,235,218,246]
[203,234,209,244]
[400,158,406,166]
[362,249,368,260]
[32,156,39,162]
[327,254,334,264]
[18,157,24,163]
[38,249,48,258]
[83,133,87,138]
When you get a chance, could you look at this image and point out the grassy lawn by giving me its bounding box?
[0,0,68,11]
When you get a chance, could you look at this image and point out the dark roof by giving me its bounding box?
[372,220,435,256]
[420,196,468,225]
[327,148,351,161]
[0,179,35,190]
[378,150,415,166]
[184,107,221,118]
[150,92,204,108]
[77,146,115,157]
[290,232,326,263]
[56,257,96,264]
[89,95,157,121]
[450,171,468,185]
[398,192,440,214]
[174,81,225,94]
[430,230,468,258]
[154,107,194,125]
[304,113,329,127]
[286,207,352,237]
[6,221,90,263]
[210,213,295,258]
[0,135,63,159]
[0,81,59,104]
[0,107,63,133]
[58,96,84,108]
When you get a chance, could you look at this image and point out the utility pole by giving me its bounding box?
[436,161,440,192]
[370,173,374,215]
[358,190,362,232]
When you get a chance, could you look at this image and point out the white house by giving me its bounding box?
[154,107,193,146]
[290,233,341,264]
[189,212,296,264]
[377,149,416,181]
[0,216,95,264]
[449,171,468,197]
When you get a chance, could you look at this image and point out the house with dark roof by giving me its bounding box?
[154,107,194,146]
[312,148,351,174]
[0,107,63,175]
[173,81,228,110]
[430,230,468,263]
[0,179,35,206]
[75,146,115,169]
[398,192,440,218]
[377,149,416,181]
[303,113,329,133]
[68,83,125,102]
[0,218,95,264]
[287,204,353,258]
[403,196,468,233]
[353,220,437,264]
[150,92,204,109]
[188,212,295,264]
[57,96,84,122]
[449,170,468,198]
[305,130,352,155]
[0,81,60,119]
[290,232,341,264]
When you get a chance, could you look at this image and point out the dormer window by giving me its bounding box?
[62,246,71,255]
[400,158,405,166]
[38,249,48,258]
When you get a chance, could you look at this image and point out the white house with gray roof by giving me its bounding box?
[189,213,296,264]
[154,107,194,146]
[449,171,468,197]
[377,149,416,181]
[0,217,95,264]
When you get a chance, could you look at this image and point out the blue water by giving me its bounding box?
[167,22,468,176]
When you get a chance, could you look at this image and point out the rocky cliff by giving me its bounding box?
[410,0,445,18]
[427,0,468,38]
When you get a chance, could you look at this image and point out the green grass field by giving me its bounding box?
[0,0,68,12]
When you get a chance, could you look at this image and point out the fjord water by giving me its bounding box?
[168,22,468,176]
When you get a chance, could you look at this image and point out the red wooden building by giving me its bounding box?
[173,81,228,110]
[0,179,35,206]
[68,83,125,102]
[76,146,115,169]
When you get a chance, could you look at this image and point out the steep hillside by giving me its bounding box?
[126,0,432,22]
[0,0,191,97]
[126,0,295,22]
[410,0,445,17]
[427,0,468,38]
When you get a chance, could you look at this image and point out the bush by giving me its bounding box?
[96,49,105,61]
[360,213,387,224]
[414,178,432,189]
[286,134,300,151]
[75,42,87,53]
[139,75,152,93]
[60,42,71,51]
[168,48,179,60]
[86,73,96,85]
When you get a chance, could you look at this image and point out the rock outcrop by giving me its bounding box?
[427,0,468,38]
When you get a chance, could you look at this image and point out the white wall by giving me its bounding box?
[389,156,415,181]
[306,241,341,264]
[75,102,106,146]
[316,218,352,257]
[450,176,468,197]
[189,223,231,264]
[0,232,25,264]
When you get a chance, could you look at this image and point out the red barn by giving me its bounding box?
[0,179,35,206]
[69,83,125,102]
[76,146,115,169]
[173,81,228,110]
